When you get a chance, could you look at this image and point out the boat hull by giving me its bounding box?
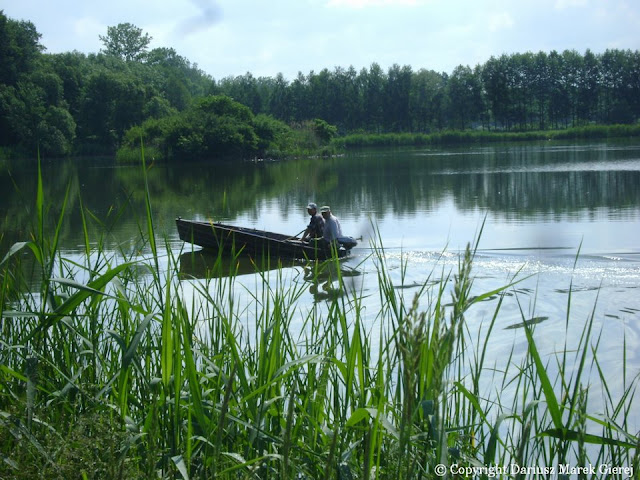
[176,218,354,260]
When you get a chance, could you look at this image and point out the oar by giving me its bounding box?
[286,229,306,241]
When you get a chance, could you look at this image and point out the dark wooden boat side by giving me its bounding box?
[176,218,351,260]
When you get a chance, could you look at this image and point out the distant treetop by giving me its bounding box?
[99,23,152,62]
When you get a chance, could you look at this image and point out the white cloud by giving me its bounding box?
[488,12,515,32]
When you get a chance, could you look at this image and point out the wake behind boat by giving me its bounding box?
[176,218,357,260]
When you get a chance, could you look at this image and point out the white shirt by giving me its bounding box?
[322,214,342,242]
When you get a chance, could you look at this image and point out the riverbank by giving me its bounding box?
[333,124,640,149]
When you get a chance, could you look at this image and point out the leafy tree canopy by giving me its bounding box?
[99,23,152,62]
[0,11,44,85]
[116,95,327,162]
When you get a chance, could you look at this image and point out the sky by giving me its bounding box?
[2,0,639,81]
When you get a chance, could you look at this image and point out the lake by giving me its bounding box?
[3,139,640,432]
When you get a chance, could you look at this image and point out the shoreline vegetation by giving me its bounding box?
[118,121,640,163]
[2,12,640,161]
[0,160,638,478]
[333,123,640,150]
[116,120,640,164]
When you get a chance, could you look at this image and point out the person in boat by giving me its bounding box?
[301,202,325,242]
[320,205,343,250]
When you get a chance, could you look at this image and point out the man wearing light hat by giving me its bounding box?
[301,202,324,241]
[320,206,342,245]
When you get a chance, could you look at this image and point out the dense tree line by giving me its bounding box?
[1,10,639,159]
[0,13,214,156]
[218,50,640,134]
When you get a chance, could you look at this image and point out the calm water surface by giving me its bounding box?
[3,140,640,428]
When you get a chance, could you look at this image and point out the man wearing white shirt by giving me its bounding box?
[320,205,342,246]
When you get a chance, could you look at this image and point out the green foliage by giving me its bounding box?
[117,96,322,161]
[77,68,146,152]
[1,9,640,159]
[0,14,43,86]
[280,119,340,157]
[176,95,258,159]
[38,105,76,155]
[0,72,76,155]
[313,118,338,142]
[0,12,215,157]
[217,50,640,135]
[253,113,296,157]
[143,94,178,119]
[99,22,152,62]
[336,124,640,148]
[0,409,145,479]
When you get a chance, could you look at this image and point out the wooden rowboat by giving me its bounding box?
[176,218,357,260]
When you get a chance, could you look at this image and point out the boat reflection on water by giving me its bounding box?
[302,260,362,303]
[178,249,363,302]
[178,250,297,280]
